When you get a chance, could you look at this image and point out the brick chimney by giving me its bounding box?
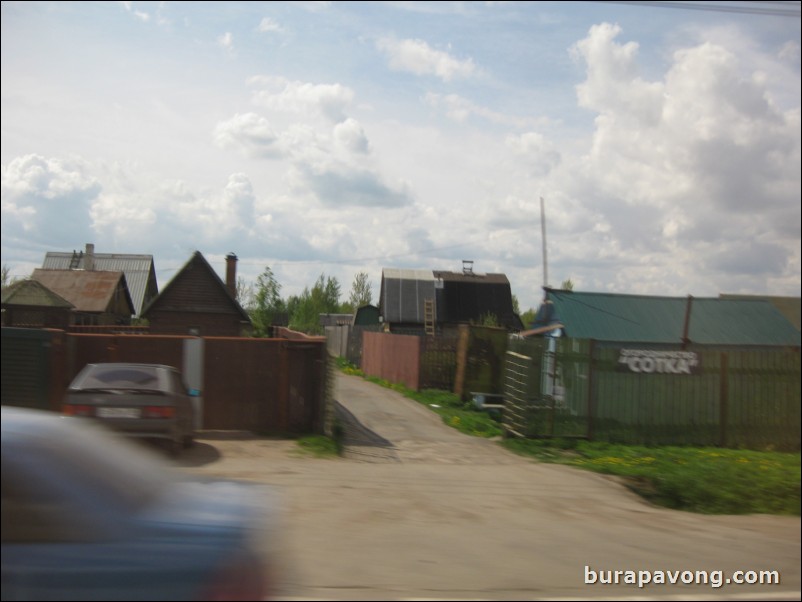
[85,243,95,271]
[225,253,238,299]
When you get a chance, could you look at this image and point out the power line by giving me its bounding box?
[592,1,801,17]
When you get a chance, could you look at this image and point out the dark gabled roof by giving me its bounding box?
[537,289,801,346]
[1,279,74,309]
[43,251,157,316]
[141,251,250,323]
[31,269,134,315]
[433,270,510,285]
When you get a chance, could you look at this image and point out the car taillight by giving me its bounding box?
[62,404,94,417]
[201,554,268,601]
[142,406,175,419]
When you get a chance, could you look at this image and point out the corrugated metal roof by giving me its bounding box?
[545,290,801,346]
[1,279,74,308]
[43,252,156,316]
[720,294,801,332]
[380,268,436,324]
[382,268,435,281]
[31,269,134,314]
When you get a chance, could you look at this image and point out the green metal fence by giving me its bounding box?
[503,338,801,450]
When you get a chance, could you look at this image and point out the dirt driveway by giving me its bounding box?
[177,372,801,601]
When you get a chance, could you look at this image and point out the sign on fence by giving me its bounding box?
[617,349,700,375]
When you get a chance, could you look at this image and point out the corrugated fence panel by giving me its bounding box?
[203,338,282,431]
[362,331,421,390]
[1,328,51,410]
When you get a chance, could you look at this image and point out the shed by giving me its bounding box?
[354,304,381,326]
[379,265,521,332]
[141,251,251,337]
[31,269,135,326]
[1,279,75,329]
[43,243,158,318]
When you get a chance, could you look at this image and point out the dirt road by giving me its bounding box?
[177,372,801,601]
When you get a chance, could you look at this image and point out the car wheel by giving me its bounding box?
[182,433,195,449]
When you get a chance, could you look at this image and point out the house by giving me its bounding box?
[43,243,158,317]
[379,261,522,333]
[1,279,75,329]
[141,251,251,337]
[525,288,801,348]
[31,269,135,326]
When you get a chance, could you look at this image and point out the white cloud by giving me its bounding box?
[424,93,550,128]
[571,23,664,126]
[506,132,561,177]
[213,113,283,158]
[1,154,99,200]
[333,118,370,155]
[376,37,477,81]
[248,76,355,122]
[120,2,150,22]
[1,154,100,245]
[257,17,283,33]
[778,40,800,63]
[218,31,234,54]
[554,22,801,293]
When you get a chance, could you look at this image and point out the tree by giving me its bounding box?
[1,264,22,290]
[346,272,372,312]
[236,276,255,310]
[288,273,342,334]
[520,307,537,329]
[250,266,286,337]
[561,278,574,291]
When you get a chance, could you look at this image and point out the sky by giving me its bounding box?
[2,1,800,312]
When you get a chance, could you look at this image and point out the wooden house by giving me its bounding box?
[141,251,251,336]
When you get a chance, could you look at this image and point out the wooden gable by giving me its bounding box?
[142,251,250,336]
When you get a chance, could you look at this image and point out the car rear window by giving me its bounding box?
[79,366,163,391]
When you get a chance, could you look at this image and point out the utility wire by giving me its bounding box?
[592,1,801,17]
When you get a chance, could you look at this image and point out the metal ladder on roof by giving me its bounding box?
[424,298,435,337]
[69,250,83,269]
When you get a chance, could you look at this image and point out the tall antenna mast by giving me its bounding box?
[540,196,548,289]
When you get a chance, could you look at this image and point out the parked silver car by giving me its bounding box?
[63,363,195,455]
[1,405,276,601]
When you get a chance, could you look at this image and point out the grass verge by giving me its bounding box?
[503,438,801,515]
[294,435,340,458]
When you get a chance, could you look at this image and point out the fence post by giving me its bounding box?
[453,324,470,398]
[587,339,596,441]
[278,342,290,431]
[719,352,729,447]
[48,330,67,412]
